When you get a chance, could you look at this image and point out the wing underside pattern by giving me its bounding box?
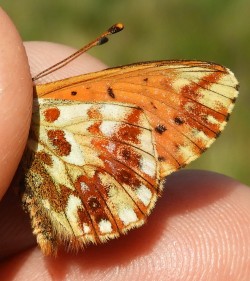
[22,60,238,254]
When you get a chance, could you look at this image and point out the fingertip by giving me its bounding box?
[154,170,250,279]
[0,8,33,199]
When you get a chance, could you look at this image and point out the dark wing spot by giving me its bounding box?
[88,197,101,210]
[117,169,140,187]
[231,97,237,103]
[215,131,222,138]
[107,87,115,99]
[121,148,131,160]
[150,102,157,109]
[158,156,165,162]
[175,144,180,149]
[143,78,148,82]
[174,117,184,125]
[71,91,77,96]
[155,124,167,134]
[201,147,207,152]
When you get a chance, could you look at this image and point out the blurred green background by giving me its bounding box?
[2,0,249,185]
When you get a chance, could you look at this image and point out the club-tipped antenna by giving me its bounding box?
[32,23,124,81]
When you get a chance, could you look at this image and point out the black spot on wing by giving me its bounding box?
[174,117,184,125]
[107,87,115,99]
[155,124,167,134]
[158,156,165,162]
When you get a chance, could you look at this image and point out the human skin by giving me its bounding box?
[0,8,249,281]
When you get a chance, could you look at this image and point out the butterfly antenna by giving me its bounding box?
[32,23,124,81]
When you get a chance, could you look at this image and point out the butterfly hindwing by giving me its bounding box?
[23,99,159,254]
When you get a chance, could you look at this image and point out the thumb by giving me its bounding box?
[0,8,33,199]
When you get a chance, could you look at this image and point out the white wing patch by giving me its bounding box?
[118,207,138,226]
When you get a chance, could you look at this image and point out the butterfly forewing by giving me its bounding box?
[22,60,238,255]
[35,60,238,175]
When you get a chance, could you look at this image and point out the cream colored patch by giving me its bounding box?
[49,210,74,235]
[44,151,74,190]
[209,82,237,99]
[83,223,91,234]
[98,219,112,234]
[227,103,236,114]
[204,115,228,134]
[191,128,215,147]
[28,141,78,190]
[66,121,94,135]
[196,88,231,110]
[42,199,51,210]
[211,70,239,99]
[159,161,177,177]
[74,135,104,167]
[118,207,138,225]
[104,175,136,208]
[80,182,89,192]
[177,144,195,161]
[60,130,85,165]
[137,129,155,155]
[140,155,156,178]
[172,78,190,92]
[137,111,152,129]
[47,104,92,125]
[220,120,227,131]
[38,100,93,125]
[136,185,152,206]
[65,195,83,236]
[100,173,140,225]
[83,166,96,178]
[100,104,131,121]
[100,121,118,137]
[206,115,220,125]
[106,142,116,153]
[181,69,212,80]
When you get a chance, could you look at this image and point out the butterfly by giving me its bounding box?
[21,23,239,255]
